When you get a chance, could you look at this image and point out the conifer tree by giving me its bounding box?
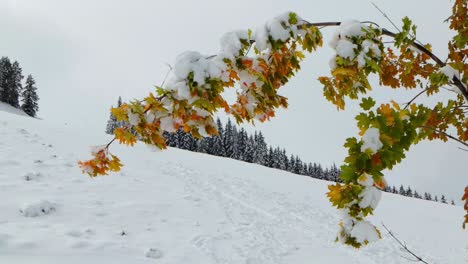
[106,97,123,134]
[20,75,39,117]
[214,118,226,157]
[441,195,447,204]
[253,132,268,165]
[406,187,413,197]
[266,147,274,168]
[0,57,22,107]
[244,136,255,163]
[399,185,406,196]
[223,119,235,158]
[234,128,248,161]
[288,154,295,173]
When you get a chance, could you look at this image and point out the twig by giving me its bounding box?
[458,147,468,152]
[421,126,468,148]
[160,63,173,88]
[403,88,428,110]
[382,223,430,264]
[371,2,401,33]
[371,2,425,48]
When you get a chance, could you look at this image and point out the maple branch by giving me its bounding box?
[104,94,167,151]
[421,125,468,148]
[300,21,468,102]
[382,223,430,264]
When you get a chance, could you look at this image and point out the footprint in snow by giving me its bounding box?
[69,240,91,249]
[17,128,29,135]
[145,248,164,259]
[0,233,12,247]
[24,172,42,181]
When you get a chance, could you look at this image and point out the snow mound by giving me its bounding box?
[20,200,56,217]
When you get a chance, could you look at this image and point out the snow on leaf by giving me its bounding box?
[360,127,383,154]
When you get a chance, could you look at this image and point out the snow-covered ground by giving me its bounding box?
[0,104,467,263]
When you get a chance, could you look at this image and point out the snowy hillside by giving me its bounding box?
[0,108,467,264]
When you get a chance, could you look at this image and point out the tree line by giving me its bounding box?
[106,96,455,205]
[0,57,39,117]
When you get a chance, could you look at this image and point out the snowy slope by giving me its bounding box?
[0,102,29,117]
[0,108,467,264]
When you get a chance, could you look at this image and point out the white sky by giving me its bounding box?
[0,0,465,201]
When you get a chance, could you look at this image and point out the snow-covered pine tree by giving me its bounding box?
[406,186,413,197]
[281,149,289,171]
[330,163,340,182]
[266,147,274,168]
[179,130,196,151]
[441,195,447,204]
[0,57,23,108]
[116,97,123,127]
[277,148,287,170]
[269,147,279,168]
[214,118,226,157]
[323,168,331,181]
[163,131,175,147]
[288,154,295,173]
[106,97,124,134]
[295,156,304,175]
[0,59,3,96]
[0,57,13,105]
[20,75,39,117]
[223,119,235,158]
[230,125,239,158]
[106,110,118,135]
[424,192,433,201]
[244,136,255,163]
[317,164,324,179]
[234,128,248,161]
[252,132,268,165]
[413,191,421,199]
[399,185,406,195]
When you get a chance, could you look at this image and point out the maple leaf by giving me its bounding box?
[379,104,395,126]
[327,183,343,207]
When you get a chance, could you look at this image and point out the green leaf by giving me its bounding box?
[360,97,376,111]
[288,12,298,25]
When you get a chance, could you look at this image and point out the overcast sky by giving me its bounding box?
[1,0,465,201]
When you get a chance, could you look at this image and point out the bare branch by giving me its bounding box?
[403,88,429,110]
[421,126,468,148]
[371,2,401,33]
[160,63,173,88]
[382,223,430,264]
